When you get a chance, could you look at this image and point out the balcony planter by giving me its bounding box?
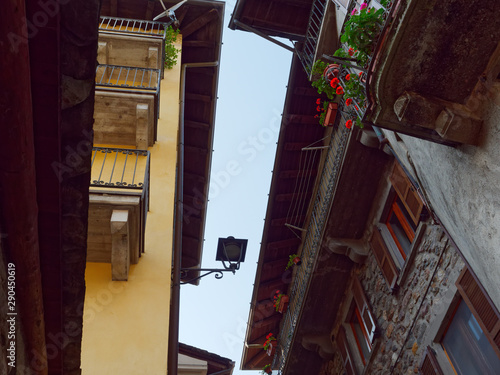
[266,342,276,357]
[263,333,276,356]
[322,102,338,127]
[285,254,302,270]
[261,364,272,374]
[274,290,290,314]
[323,63,340,81]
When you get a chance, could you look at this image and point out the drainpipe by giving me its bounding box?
[168,61,219,375]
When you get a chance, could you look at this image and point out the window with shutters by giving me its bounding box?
[370,161,426,291]
[419,346,444,375]
[337,277,378,374]
[438,268,500,375]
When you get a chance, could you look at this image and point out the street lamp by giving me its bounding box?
[179,236,248,284]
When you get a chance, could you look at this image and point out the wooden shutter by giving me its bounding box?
[352,276,378,344]
[336,326,357,375]
[370,228,399,291]
[389,162,424,226]
[419,346,444,375]
[456,267,500,356]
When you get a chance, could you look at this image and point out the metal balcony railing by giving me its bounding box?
[99,16,168,37]
[90,147,151,251]
[95,65,162,140]
[90,147,150,192]
[96,65,161,92]
[298,0,328,73]
[272,117,351,372]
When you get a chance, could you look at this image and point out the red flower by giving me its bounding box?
[348,48,355,57]
[336,86,344,95]
[345,120,353,129]
[359,72,363,78]
[316,98,321,104]
[345,98,353,106]
[354,106,359,110]
[316,105,321,111]
[346,74,351,81]
[330,78,339,88]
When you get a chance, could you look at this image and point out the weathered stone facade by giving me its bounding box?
[322,224,465,374]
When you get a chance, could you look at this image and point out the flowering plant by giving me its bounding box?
[285,254,301,270]
[273,290,286,312]
[261,364,272,374]
[263,333,276,351]
[341,3,385,57]
[310,60,338,100]
[314,98,330,125]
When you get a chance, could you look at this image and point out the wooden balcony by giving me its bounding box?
[94,64,161,148]
[97,16,166,72]
[87,147,150,281]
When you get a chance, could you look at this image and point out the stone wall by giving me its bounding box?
[322,224,465,374]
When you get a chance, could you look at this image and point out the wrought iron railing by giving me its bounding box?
[90,147,150,191]
[272,116,351,372]
[99,16,168,36]
[298,0,328,73]
[90,147,150,253]
[96,65,161,92]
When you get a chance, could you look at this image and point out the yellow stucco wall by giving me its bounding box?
[81,39,181,374]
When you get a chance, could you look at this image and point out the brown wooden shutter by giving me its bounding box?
[352,276,377,344]
[456,267,500,356]
[336,326,357,375]
[389,162,424,226]
[419,346,444,375]
[370,228,398,291]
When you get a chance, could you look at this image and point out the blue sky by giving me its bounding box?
[178,2,294,374]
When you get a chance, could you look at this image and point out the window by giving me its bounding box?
[442,300,500,374]
[337,277,378,374]
[370,161,426,290]
[420,267,500,375]
[443,267,500,374]
[349,304,371,364]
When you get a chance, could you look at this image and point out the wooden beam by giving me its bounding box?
[145,0,155,21]
[275,192,312,202]
[184,144,209,155]
[182,40,217,48]
[181,8,219,39]
[183,171,206,184]
[245,350,269,370]
[185,119,210,129]
[185,92,212,103]
[252,314,282,329]
[284,142,316,151]
[285,114,319,125]
[175,5,189,26]
[110,0,118,17]
[111,210,130,281]
[271,216,305,227]
[266,237,302,250]
[294,86,320,96]
[279,169,316,179]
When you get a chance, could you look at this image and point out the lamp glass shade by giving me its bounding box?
[216,236,248,264]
